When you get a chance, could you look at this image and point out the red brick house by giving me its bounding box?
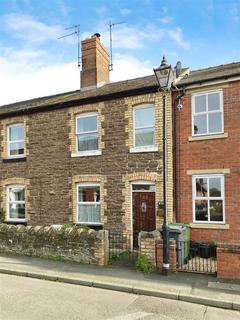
[174,63,240,244]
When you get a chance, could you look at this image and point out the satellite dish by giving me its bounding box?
[175,61,182,78]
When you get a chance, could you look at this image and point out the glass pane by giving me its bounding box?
[9,188,25,201]
[135,128,154,147]
[9,142,24,155]
[77,115,97,133]
[78,204,100,223]
[9,203,25,219]
[77,134,98,151]
[209,177,221,197]
[135,107,154,128]
[9,125,24,141]
[208,112,222,133]
[208,93,220,111]
[196,178,208,197]
[210,200,223,222]
[193,114,207,135]
[78,186,100,202]
[195,200,208,221]
[132,184,155,191]
[195,95,206,113]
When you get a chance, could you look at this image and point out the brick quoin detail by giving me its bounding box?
[174,80,240,243]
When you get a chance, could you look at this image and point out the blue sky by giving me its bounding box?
[0,0,239,105]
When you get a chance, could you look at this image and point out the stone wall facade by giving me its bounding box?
[217,243,240,279]
[0,91,174,237]
[0,224,109,266]
[174,80,240,243]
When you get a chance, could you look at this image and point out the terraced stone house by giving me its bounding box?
[0,34,174,247]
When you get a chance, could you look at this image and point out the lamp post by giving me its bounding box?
[153,56,174,275]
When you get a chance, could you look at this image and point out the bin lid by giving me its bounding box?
[159,224,185,234]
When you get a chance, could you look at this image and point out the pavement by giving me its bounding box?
[0,253,239,312]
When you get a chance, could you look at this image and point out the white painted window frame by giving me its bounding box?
[192,174,225,224]
[191,89,224,137]
[7,123,25,159]
[6,185,26,222]
[76,183,102,225]
[132,104,156,151]
[75,112,99,156]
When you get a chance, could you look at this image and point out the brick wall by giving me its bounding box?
[0,224,109,265]
[156,239,177,272]
[217,243,240,279]
[174,80,240,243]
[0,91,174,236]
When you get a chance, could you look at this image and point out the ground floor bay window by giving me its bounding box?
[77,184,101,224]
[7,185,25,222]
[193,175,225,223]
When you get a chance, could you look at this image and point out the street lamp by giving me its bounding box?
[153,55,174,276]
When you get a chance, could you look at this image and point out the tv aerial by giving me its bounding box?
[109,20,125,71]
[58,24,81,68]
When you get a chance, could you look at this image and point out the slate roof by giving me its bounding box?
[0,61,239,117]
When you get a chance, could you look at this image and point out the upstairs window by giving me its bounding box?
[7,185,25,221]
[76,113,98,153]
[77,184,100,224]
[192,90,223,136]
[134,105,155,148]
[7,124,25,158]
[193,175,224,223]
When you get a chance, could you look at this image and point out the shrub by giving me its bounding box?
[136,255,156,273]
[62,223,90,231]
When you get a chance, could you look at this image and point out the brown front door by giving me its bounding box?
[132,192,156,248]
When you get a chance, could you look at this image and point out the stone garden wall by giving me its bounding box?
[0,224,109,266]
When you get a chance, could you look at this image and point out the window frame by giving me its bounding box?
[6,185,26,222]
[192,174,225,224]
[7,123,25,159]
[133,104,155,150]
[76,183,101,225]
[75,112,99,155]
[191,89,224,137]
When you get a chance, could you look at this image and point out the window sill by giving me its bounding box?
[2,157,26,163]
[130,146,158,153]
[4,220,27,225]
[188,133,228,142]
[71,150,102,157]
[190,223,229,230]
[77,222,103,226]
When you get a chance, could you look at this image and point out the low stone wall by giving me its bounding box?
[138,230,161,265]
[0,224,109,266]
[217,243,240,279]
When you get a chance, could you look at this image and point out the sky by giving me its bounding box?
[0,0,239,106]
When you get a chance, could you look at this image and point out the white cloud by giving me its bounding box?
[229,2,239,23]
[167,28,191,49]
[0,55,79,105]
[159,16,174,24]
[3,13,65,44]
[120,8,131,16]
[110,54,152,82]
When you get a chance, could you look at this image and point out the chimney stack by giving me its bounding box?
[81,33,110,90]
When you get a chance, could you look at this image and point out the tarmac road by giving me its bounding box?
[1,274,240,320]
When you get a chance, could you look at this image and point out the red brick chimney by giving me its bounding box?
[81,33,110,90]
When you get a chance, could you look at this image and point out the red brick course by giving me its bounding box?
[217,243,240,279]
[156,239,177,272]
[174,80,240,243]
